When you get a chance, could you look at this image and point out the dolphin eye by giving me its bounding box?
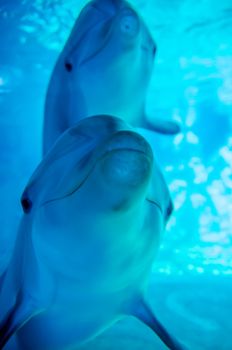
[65,62,73,72]
[152,45,156,56]
[21,197,33,214]
[166,200,173,220]
[120,12,139,36]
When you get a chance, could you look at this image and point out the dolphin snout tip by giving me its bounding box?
[101,150,152,188]
[106,131,153,159]
[21,194,33,214]
[119,9,140,37]
[100,131,153,187]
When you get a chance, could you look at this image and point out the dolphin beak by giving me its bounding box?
[99,131,153,188]
[63,2,111,68]
[82,130,154,211]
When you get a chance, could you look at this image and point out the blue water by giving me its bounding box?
[0,0,232,349]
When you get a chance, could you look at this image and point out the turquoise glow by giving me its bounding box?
[0,0,232,349]
[1,0,231,276]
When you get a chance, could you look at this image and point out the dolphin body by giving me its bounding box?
[43,0,180,155]
[0,116,186,350]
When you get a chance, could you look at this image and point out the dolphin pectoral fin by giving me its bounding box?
[130,298,187,350]
[142,115,181,135]
[0,290,45,349]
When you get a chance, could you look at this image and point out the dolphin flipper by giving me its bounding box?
[0,290,45,349]
[142,116,181,135]
[0,215,51,349]
[131,298,187,350]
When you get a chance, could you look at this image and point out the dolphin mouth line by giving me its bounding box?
[141,44,155,56]
[146,198,163,215]
[42,147,151,207]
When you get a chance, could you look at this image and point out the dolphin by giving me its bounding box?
[0,116,186,350]
[43,0,180,155]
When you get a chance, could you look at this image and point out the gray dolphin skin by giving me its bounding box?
[0,116,186,350]
[43,0,180,155]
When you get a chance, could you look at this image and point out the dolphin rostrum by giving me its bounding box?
[0,116,186,350]
[43,0,180,154]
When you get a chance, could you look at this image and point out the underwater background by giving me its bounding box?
[0,0,232,349]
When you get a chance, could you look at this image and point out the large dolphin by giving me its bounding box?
[43,0,180,154]
[0,116,186,350]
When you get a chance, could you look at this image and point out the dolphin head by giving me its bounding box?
[44,0,157,153]
[24,117,173,269]
[23,115,155,215]
[22,116,172,288]
[64,0,156,116]
[64,0,156,69]
[22,116,171,295]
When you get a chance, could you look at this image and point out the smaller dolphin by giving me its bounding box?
[0,116,186,350]
[43,0,180,154]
